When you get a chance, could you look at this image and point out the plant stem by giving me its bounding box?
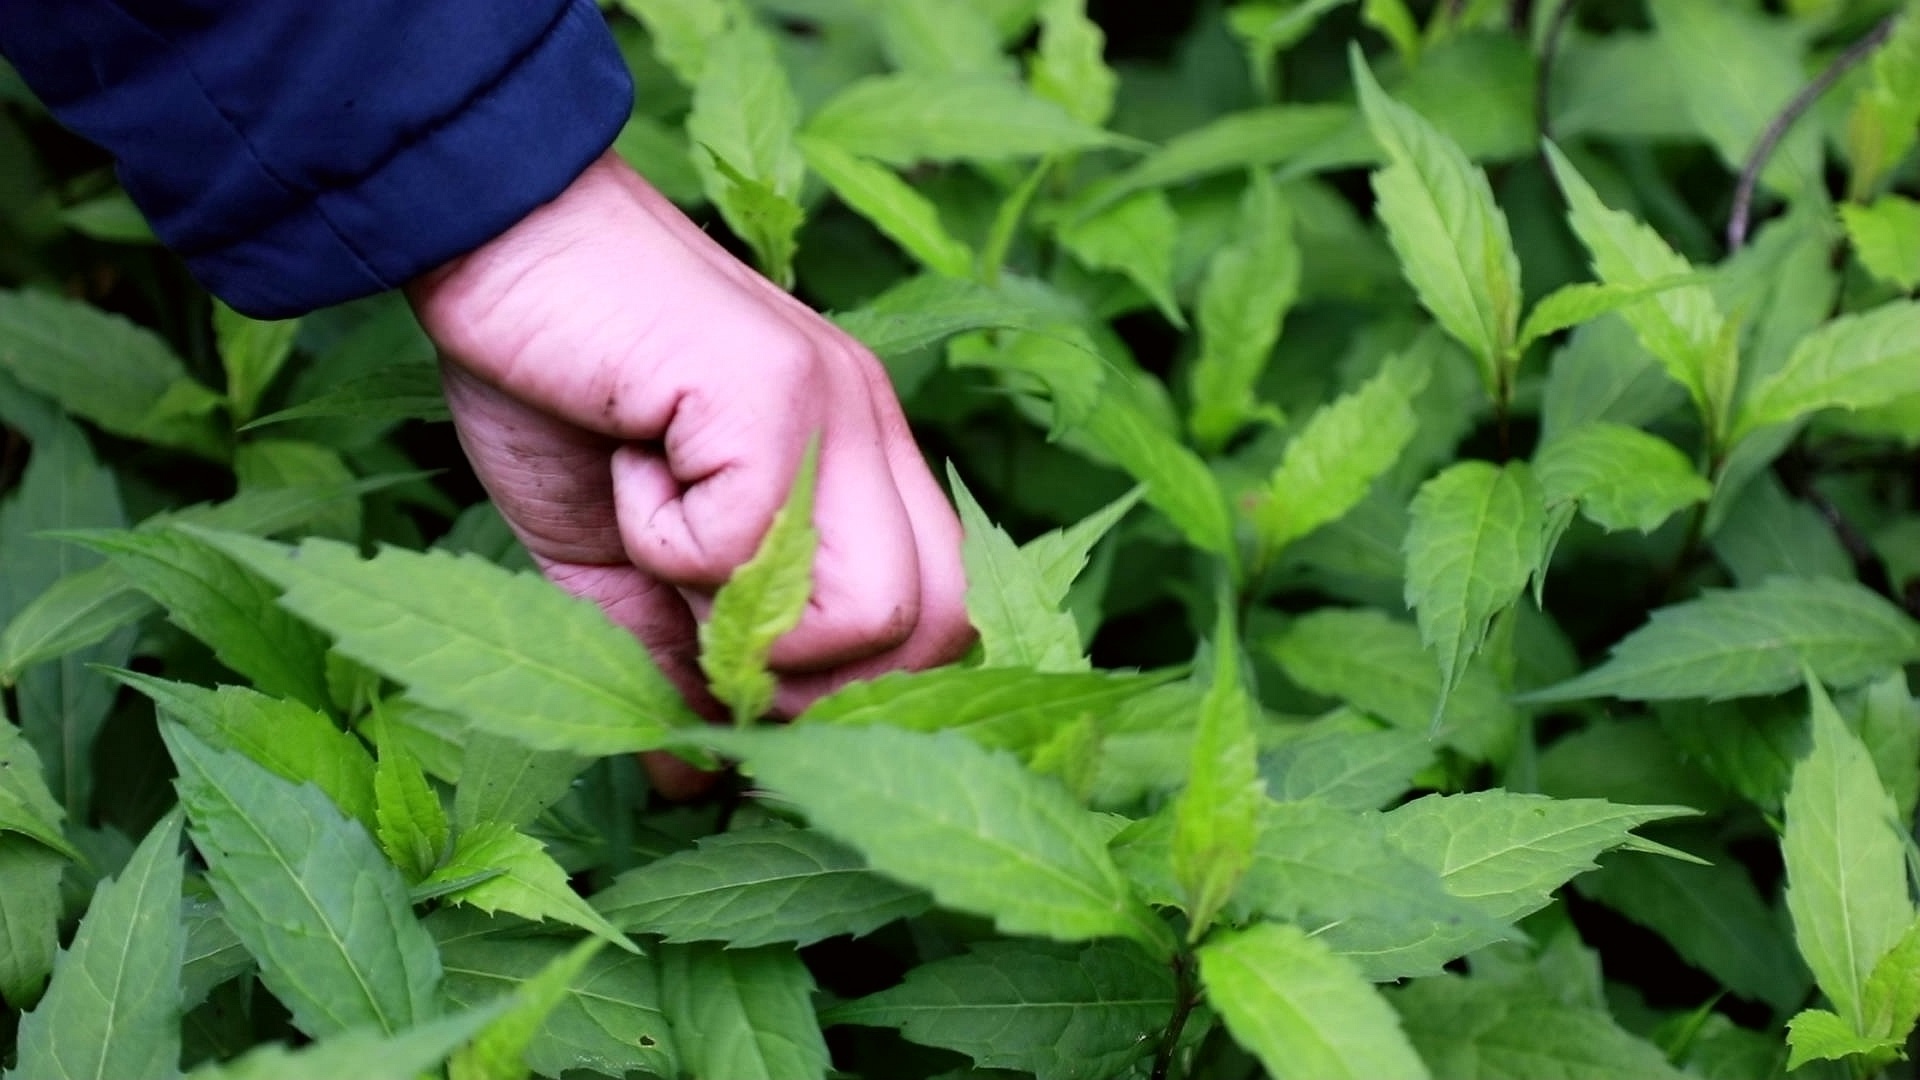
[1774,445,1896,600]
[1150,953,1201,1080]
[1727,15,1896,251]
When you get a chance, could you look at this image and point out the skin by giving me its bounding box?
[406,151,975,795]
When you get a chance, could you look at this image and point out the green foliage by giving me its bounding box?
[11,5,1920,1077]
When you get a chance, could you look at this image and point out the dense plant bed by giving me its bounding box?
[3,0,1920,1077]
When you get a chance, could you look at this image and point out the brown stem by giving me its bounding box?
[1150,953,1201,1080]
[1533,0,1581,145]
[1728,16,1896,251]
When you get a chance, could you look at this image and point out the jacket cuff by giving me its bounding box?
[189,0,631,319]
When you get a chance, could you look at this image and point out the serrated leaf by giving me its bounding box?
[1171,603,1264,936]
[184,1007,504,1080]
[1019,485,1141,606]
[1707,470,1852,587]
[1784,1008,1901,1071]
[1260,711,1435,812]
[1403,461,1545,716]
[7,812,183,1080]
[1862,914,1920,1041]
[1735,299,1920,439]
[687,19,805,285]
[0,716,76,860]
[1078,105,1351,214]
[1189,171,1298,450]
[233,439,360,542]
[1382,792,1696,925]
[831,275,1062,359]
[0,836,64,1009]
[452,732,585,834]
[1650,0,1817,196]
[594,827,928,948]
[436,924,677,1079]
[658,943,828,1080]
[67,528,331,709]
[374,732,448,884]
[213,302,298,424]
[1544,143,1732,434]
[614,0,727,85]
[163,724,440,1037]
[240,365,448,432]
[1199,922,1429,1080]
[1539,317,1688,445]
[1522,578,1920,703]
[1254,352,1423,558]
[1841,195,1920,291]
[1535,422,1711,534]
[1353,51,1519,393]
[1030,0,1116,126]
[1079,388,1237,561]
[449,939,601,1080]
[424,823,635,953]
[1516,274,1711,352]
[1783,676,1915,1033]
[116,673,376,834]
[806,73,1127,166]
[877,0,1008,76]
[190,531,695,755]
[700,439,819,721]
[0,565,154,683]
[180,890,250,1009]
[949,468,1085,672]
[1056,190,1185,327]
[701,724,1174,956]
[1265,608,1518,762]
[800,666,1174,753]
[0,289,224,457]
[800,137,973,278]
[823,940,1172,1080]
[1391,972,1690,1080]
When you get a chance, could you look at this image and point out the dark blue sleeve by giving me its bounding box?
[0,0,633,318]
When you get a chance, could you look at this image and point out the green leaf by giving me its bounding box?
[8,812,183,1080]
[241,365,448,432]
[687,20,805,286]
[1254,352,1424,558]
[452,732,585,834]
[831,275,1063,359]
[68,528,331,709]
[658,943,829,1080]
[701,724,1174,956]
[1077,105,1351,214]
[116,673,377,834]
[806,73,1127,166]
[423,823,636,953]
[949,468,1085,672]
[613,0,726,85]
[594,826,928,948]
[190,531,696,755]
[1650,0,1817,196]
[448,939,602,1080]
[1575,843,1810,1014]
[0,565,154,683]
[1538,317,1687,445]
[1543,143,1732,435]
[0,836,64,1009]
[799,137,973,279]
[57,191,154,245]
[1734,299,1920,440]
[700,439,819,722]
[1784,1008,1901,1071]
[184,1007,504,1080]
[1381,792,1697,924]
[1535,422,1711,534]
[1259,711,1435,812]
[0,289,224,458]
[213,301,298,425]
[1079,387,1237,561]
[1030,0,1117,126]
[1171,603,1264,936]
[1188,171,1299,450]
[876,0,1009,77]
[1402,461,1545,716]
[1352,50,1520,393]
[1845,2,1920,198]
[163,724,441,1037]
[823,940,1173,1080]
[1265,608,1518,762]
[1019,485,1142,605]
[1783,676,1915,1033]
[1391,971,1690,1080]
[1522,578,1920,703]
[800,666,1174,753]
[1516,274,1712,353]
[1707,471,1853,587]
[1055,190,1184,327]
[1841,195,1920,291]
[1862,914,1920,1041]
[1855,672,1920,827]
[436,925,677,1080]
[1198,922,1429,1080]
[0,716,76,860]
[232,440,361,542]
[180,891,250,1009]
[374,732,448,884]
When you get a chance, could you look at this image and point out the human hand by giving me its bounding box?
[406,152,973,793]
